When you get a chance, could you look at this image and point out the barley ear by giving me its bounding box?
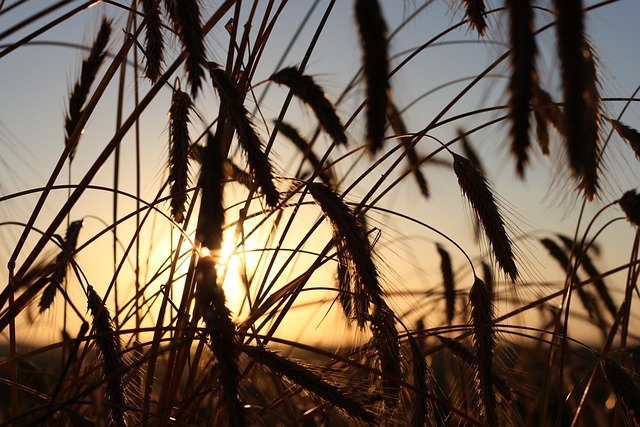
[64,18,112,162]
[86,285,128,427]
[270,67,347,145]
[452,153,518,282]
[355,0,389,153]
[168,87,192,224]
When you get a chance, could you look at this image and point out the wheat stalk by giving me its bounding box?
[354,0,389,153]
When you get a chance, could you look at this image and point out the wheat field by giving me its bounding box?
[1,1,640,425]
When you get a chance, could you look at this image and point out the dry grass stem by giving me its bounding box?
[64,18,111,162]
[270,66,347,145]
[354,0,389,153]
[452,153,518,282]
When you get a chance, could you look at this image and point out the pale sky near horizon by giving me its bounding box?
[1,0,640,347]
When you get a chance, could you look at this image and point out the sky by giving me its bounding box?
[1,0,640,347]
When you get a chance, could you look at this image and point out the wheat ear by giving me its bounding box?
[619,190,640,226]
[168,87,192,224]
[505,0,538,177]
[462,0,487,35]
[195,132,225,251]
[601,358,640,424]
[469,276,497,426]
[209,64,279,207]
[554,0,601,199]
[277,121,335,186]
[370,302,401,405]
[141,0,164,83]
[611,119,640,159]
[39,220,83,313]
[195,256,245,426]
[436,244,455,325]
[165,0,205,97]
[307,182,382,327]
[452,153,518,282]
[86,285,127,427]
[243,345,376,424]
[557,234,617,319]
[387,101,429,197]
[270,66,347,145]
[64,18,111,162]
[354,0,389,153]
[406,333,436,426]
